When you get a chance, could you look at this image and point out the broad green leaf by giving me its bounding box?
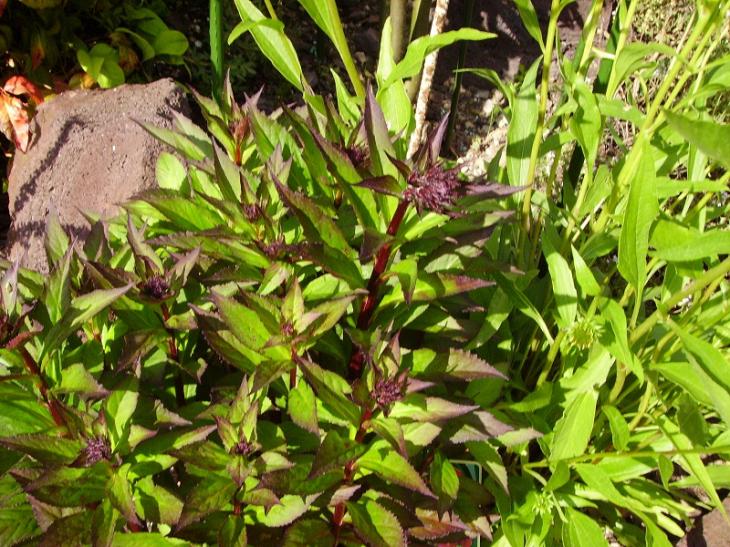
[289,381,319,435]
[389,394,477,423]
[507,59,539,187]
[178,477,236,529]
[571,245,601,296]
[664,110,730,168]
[54,363,108,397]
[112,533,191,546]
[550,391,597,461]
[563,507,609,547]
[0,434,82,466]
[253,495,318,527]
[283,519,334,546]
[156,152,186,191]
[212,292,271,350]
[109,465,142,529]
[346,500,405,547]
[666,321,730,394]
[618,139,658,292]
[104,384,139,450]
[602,405,629,451]
[542,224,577,328]
[358,446,435,497]
[430,451,459,503]
[467,441,508,493]
[43,284,133,357]
[45,210,70,267]
[152,29,188,56]
[651,221,730,262]
[233,0,306,91]
[570,81,602,166]
[309,431,366,478]
[600,299,643,382]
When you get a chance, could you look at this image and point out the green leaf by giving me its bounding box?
[178,477,236,529]
[389,394,477,423]
[430,451,459,503]
[542,225,577,328]
[651,222,730,262]
[571,246,601,296]
[104,384,139,450]
[289,381,319,435]
[507,59,539,187]
[383,28,495,87]
[570,81,602,166]
[664,110,730,168]
[54,363,108,397]
[111,533,191,546]
[109,465,142,529]
[252,494,318,527]
[550,391,597,461]
[346,500,405,547]
[212,292,271,351]
[493,273,554,344]
[283,519,334,546]
[45,210,70,267]
[602,405,629,451]
[228,18,284,45]
[563,507,609,547]
[42,284,132,358]
[512,0,544,50]
[358,446,435,497]
[309,431,366,478]
[618,139,658,292]
[152,29,188,56]
[233,0,306,91]
[600,299,643,382]
[666,321,730,394]
[0,434,82,465]
[272,175,353,257]
[156,152,187,191]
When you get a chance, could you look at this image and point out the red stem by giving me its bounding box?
[348,200,410,380]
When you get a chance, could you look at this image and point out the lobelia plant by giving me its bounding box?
[0,4,521,545]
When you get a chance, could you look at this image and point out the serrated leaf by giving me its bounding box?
[289,381,319,434]
[309,431,365,478]
[347,499,405,547]
[430,451,459,503]
[0,434,82,466]
[446,349,507,381]
[563,507,609,547]
[358,447,434,498]
[54,363,108,398]
[177,477,236,530]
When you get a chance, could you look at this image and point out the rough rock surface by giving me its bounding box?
[5,78,189,273]
[677,497,730,546]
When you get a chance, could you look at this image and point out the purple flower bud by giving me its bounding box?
[404,165,462,213]
[84,437,111,465]
[372,377,404,408]
[142,275,170,300]
[231,439,253,456]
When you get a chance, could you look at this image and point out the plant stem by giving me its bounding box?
[519,0,560,254]
[390,0,407,62]
[209,0,224,100]
[356,200,410,330]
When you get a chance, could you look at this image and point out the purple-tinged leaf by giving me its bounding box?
[108,465,143,529]
[447,411,514,444]
[411,273,493,302]
[389,394,478,422]
[409,509,468,540]
[0,434,83,466]
[127,216,163,276]
[447,349,507,381]
[364,84,395,175]
[288,380,319,435]
[272,174,354,257]
[462,182,526,199]
[358,176,402,197]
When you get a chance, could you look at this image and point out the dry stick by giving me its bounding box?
[407,0,450,159]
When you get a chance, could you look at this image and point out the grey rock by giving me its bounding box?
[5,78,189,273]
